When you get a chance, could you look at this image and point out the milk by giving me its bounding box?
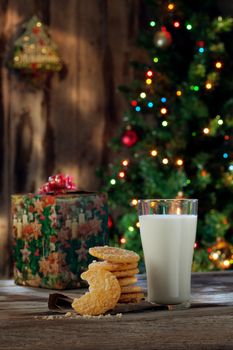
[139,214,197,305]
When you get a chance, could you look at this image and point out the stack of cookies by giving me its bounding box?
[89,246,145,304]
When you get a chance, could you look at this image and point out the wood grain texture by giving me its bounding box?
[0,272,233,350]
[0,0,140,275]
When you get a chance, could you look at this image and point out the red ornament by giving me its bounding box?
[121,129,138,147]
[197,40,205,47]
[108,215,113,229]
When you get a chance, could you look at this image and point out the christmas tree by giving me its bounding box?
[100,0,233,271]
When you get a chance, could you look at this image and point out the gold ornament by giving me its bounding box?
[153,27,172,48]
[209,237,233,269]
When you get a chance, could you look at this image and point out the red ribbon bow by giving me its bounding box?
[39,174,77,194]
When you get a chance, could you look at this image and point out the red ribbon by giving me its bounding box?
[38,174,77,194]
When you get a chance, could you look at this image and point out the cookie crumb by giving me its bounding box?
[65,312,73,318]
[116,313,122,319]
[47,315,54,320]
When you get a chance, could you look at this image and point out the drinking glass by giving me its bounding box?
[138,199,198,310]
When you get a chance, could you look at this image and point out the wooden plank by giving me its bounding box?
[0,309,233,349]
[1,272,233,315]
[102,0,141,144]
[0,0,46,276]
[49,0,106,190]
[1,273,233,349]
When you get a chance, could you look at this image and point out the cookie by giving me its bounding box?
[117,276,137,287]
[72,269,120,316]
[89,246,140,264]
[121,285,143,294]
[111,268,139,278]
[88,260,138,272]
[118,292,145,303]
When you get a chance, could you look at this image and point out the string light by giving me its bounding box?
[147,102,154,108]
[110,179,116,185]
[160,107,167,115]
[176,159,183,166]
[191,85,199,91]
[224,135,230,140]
[150,21,156,27]
[146,70,153,77]
[161,97,167,103]
[118,171,125,178]
[146,78,152,85]
[168,3,175,10]
[140,92,146,98]
[120,237,126,244]
[131,199,138,206]
[173,21,180,28]
[229,165,233,171]
[131,100,137,107]
[153,57,159,63]
[199,47,205,53]
[122,160,129,166]
[162,121,168,127]
[186,23,192,30]
[205,82,212,90]
[223,260,230,268]
[128,226,134,232]
[150,149,158,156]
[218,119,223,125]
[203,128,210,134]
[211,252,219,260]
[136,222,140,228]
[162,158,169,164]
[223,153,228,159]
[135,106,141,112]
[215,61,222,69]
[176,90,182,96]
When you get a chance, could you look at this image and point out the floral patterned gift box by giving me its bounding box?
[11,180,108,289]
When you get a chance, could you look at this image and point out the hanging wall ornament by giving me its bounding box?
[8,16,63,86]
[153,26,172,49]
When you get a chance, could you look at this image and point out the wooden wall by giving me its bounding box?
[0,0,141,275]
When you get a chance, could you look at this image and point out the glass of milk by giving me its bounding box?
[138,199,198,310]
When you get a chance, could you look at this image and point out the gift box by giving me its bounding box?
[11,176,108,289]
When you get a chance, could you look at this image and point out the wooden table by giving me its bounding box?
[0,272,233,349]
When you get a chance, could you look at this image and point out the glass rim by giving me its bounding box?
[138,198,198,202]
